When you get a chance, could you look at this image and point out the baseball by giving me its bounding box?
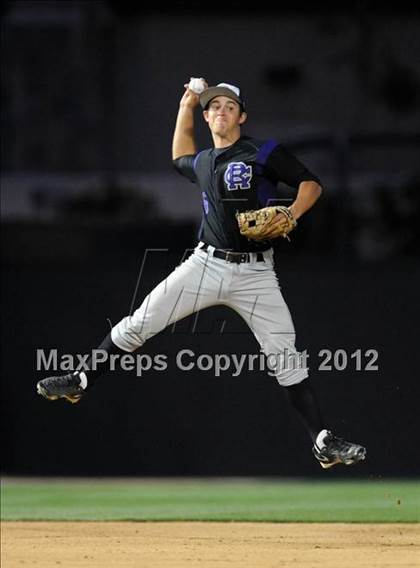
[188,77,206,94]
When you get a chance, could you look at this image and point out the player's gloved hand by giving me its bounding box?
[236,206,297,241]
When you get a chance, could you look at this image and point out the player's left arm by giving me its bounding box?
[288,180,322,220]
[263,143,323,220]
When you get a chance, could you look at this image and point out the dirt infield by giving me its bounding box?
[2,522,419,568]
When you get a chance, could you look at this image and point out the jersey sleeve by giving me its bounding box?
[264,144,322,188]
[172,154,197,183]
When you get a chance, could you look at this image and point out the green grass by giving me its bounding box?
[1,479,419,522]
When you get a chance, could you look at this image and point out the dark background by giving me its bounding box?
[2,1,420,478]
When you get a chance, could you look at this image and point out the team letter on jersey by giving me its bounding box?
[224,162,253,191]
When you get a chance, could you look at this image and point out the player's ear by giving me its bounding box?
[239,111,247,125]
[203,110,210,123]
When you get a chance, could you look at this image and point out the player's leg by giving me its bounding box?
[110,249,220,351]
[228,257,321,435]
[37,247,223,402]
[228,255,366,468]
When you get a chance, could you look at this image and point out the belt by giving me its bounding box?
[199,243,265,264]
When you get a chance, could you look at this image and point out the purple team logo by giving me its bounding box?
[202,191,209,214]
[224,162,253,191]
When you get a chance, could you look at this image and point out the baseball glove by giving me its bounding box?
[236,206,297,241]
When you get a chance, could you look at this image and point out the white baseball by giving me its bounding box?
[188,77,206,94]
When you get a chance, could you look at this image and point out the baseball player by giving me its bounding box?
[37,79,366,469]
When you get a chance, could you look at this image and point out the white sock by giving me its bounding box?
[75,371,88,390]
[315,429,329,448]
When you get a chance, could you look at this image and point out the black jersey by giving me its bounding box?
[173,135,321,252]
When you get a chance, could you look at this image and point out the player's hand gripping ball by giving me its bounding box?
[188,77,207,94]
[236,206,297,241]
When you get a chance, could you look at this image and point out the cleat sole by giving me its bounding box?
[319,449,366,469]
[64,395,82,404]
[37,382,82,404]
[320,459,340,469]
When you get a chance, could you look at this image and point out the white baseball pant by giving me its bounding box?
[111,242,308,386]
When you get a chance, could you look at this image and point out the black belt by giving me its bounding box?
[199,243,265,264]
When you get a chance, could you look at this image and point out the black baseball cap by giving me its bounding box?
[199,83,246,111]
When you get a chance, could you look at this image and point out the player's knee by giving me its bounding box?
[111,316,147,352]
[275,368,309,387]
[265,349,309,386]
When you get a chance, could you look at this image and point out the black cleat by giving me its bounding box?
[37,372,85,404]
[312,430,366,469]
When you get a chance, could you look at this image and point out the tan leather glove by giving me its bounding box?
[236,206,297,241]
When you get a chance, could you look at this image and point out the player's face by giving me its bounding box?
[204,96,246,136]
